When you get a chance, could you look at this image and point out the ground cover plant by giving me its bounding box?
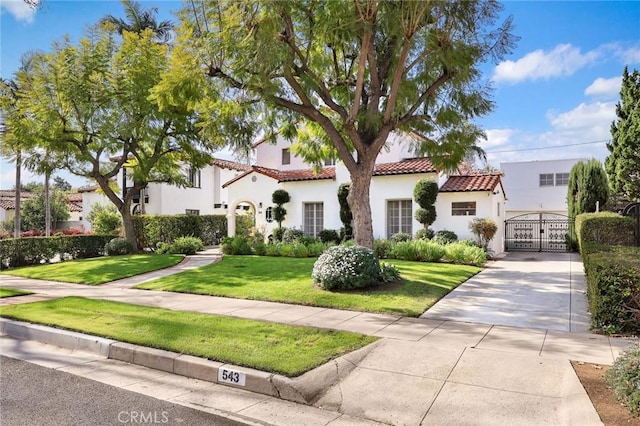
[0,254,184,285]
[0,287,32,298]
[0,297,376,376]
[137,255,480,317]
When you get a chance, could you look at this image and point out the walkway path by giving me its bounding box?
[1,250,637,425]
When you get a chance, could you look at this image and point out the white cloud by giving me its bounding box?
[0,0,38,24]
[546,101,616,134]
[483,129,516,149]
[585,76,622,98]
[493,44,600,84]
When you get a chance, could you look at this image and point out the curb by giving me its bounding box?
[0,318,378,405]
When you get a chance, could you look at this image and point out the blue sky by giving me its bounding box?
[1,0,639,189]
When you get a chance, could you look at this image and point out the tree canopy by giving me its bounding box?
[0,26,216,247]
[606,67,640,201]
[178,0,517,247]
[101,0,174,43]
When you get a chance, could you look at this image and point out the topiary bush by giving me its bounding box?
[104,238,134,256]
[606,344,640,417]
[415,228,435,240]
[312,245,382,290]
[318,229,341,244]
[157,236,204,255]
[433,230,458,245]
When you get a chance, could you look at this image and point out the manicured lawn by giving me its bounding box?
[137,255,481,317]
[0,254,185,285]
[0,287,32,298]
[0,297,377,376]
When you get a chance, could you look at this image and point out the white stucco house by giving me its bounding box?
[109,135,507,253]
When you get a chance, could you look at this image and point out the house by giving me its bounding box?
[0,189,84,231]
[500,158,586,252]
[107,135,507,253]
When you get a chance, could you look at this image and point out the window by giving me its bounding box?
[303,203,323,237]
[265,206,274,223]
[497,202,501,217]
[185,209,200,215]
[282,148,291,165]
[188,168,201,188]
[324,158,336,166]
[555,173,569,186]
[539,173,554,187]
[451,201,476,216]
[387,200,412,238]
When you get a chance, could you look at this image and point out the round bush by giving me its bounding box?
[390,232,412,243]
[606,344,640,417]
[282,228,305,243]
[158,236,204,255]
[312,245,382,290]
[105,238,134,256]
[433,230,458,245]
[318,229,341,244]
[415,228,435,240]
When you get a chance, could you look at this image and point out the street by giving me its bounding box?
[0,356,247,426]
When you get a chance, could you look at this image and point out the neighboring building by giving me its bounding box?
[500,158,586,219]
[500,158,586,252]
[0,189,84,231]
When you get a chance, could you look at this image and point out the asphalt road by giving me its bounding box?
[0,356,248,426]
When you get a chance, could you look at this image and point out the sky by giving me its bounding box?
[1,0,639,189]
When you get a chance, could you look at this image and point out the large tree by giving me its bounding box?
[178,0,517,247]
[1,26,215,248]
[606,67,640,201]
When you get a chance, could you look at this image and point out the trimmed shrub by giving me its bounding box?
[312,245,382,290]
[415,228,435,240]
[291,242,310,258]
[606,344,640,417]
[157,236,204,255]
[318,229,341,244]
[444,241,487,266]
[105,238,134,256]
[584,246,640,334]
[389,232,412,243]
[433,230,458,245]
[575,212,635,253]
[373,239,395,259]
[282,228,305,243]
[337,183,353,240]
[0,235,112,268]
[222,236,252,255]
[132,214,227,248]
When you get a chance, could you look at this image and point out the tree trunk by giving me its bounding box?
[14,152,21,238]
[347,159,376,249]
[44,170,51,237]
[119,201,138,250]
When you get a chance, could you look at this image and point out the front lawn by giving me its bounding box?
[0,297,376,376]
[0,254,185,285]
[0,287,32,298]
[137,255,480,317]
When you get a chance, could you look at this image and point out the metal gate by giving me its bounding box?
[505,213,571,252]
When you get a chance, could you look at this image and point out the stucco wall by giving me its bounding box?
[501,158,584,216]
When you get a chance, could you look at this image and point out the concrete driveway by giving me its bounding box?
[420,252,591,332]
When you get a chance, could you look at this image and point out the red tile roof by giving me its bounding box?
[439,173,503,193]
[0,200,16,210]
[67,193,83,202]
[68,202,83,212]
[211,158,252,172]
[373,158,437,176]
[222,166,335,188]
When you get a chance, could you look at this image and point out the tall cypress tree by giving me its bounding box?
[567,159,609,246]
[606,67,640,201]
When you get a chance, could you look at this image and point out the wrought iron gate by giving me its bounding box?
[505,213,571,252]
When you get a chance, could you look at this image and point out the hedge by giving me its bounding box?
[575,212,635,253]
[132,215,227,249]
[583,246,640,334]
[0,235,113,269]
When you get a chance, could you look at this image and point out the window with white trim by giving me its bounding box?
[387,200,412,238]
[282,148,291,165]
[303,203,323,237]
[452,201,476,216]
[187,168,201,188]
[265,207,273,223]
[539,173,554,187]
[555,173,569,186]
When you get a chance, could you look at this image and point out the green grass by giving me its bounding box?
[0,287,33,298]
[0,254,185,285]
[0,297,376,376]
[137,255,480,317]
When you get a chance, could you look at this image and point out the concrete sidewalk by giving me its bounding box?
[1,251,637,425]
